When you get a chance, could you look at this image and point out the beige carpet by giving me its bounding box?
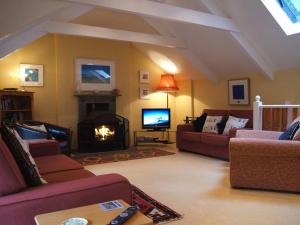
[85,146,300,225]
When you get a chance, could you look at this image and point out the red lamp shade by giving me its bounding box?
[156,74,179,92]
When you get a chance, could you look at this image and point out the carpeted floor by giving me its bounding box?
[132,185,182,224]
[71,147,175,166]
[86,149,300,225]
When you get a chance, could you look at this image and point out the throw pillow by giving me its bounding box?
[13,130,47,184]
[23,124,48,133]
[202,116,223,134]
[278,121,299,140]
[223,116,249,135]
[289,116,300,127]
[0,125,44,186]
[15,124,50,140]
[192,113,207,132]
[217,116,228,134]
[291,121,300,141]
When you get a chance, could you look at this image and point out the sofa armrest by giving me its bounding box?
[0,174,132,225]
[28,140,61,158]
[235,129,282,140]
[230,138,300,156]
[177,124,194,133]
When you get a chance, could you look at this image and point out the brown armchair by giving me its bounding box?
[229,129,300,193]
[21,120,72,155]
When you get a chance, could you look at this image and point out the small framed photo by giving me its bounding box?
[75,58,115,91]
[140,86,150,99]
[228,79,250,105]
[20,64,43,86]
[139,71,150,83]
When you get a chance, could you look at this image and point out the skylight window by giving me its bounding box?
[261,0,300,35]
[278,0,300,23]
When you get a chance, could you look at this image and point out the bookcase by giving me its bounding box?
[0,90,34,124]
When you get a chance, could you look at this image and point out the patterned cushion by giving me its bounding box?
[278,121,299,140]
[291,121,300,141]
[290,116,300,127]
[0,125,43,186]
[202,116,223,134]
[223,116,249,135]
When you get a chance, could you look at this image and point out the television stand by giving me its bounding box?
[134,129,175,146]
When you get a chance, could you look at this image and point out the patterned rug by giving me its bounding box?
[71,147,175,166]
[132,185,183,224]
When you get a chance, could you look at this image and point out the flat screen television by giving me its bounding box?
[142,108,170,130]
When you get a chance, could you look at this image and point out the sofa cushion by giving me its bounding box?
[42,169,95,183]
[202,116,222,134]
[291,122,300,141]
[192,113,207,132]
[15,124,51,140]
[0,135,27,196]
[217,116,228,134]
[181,132,202,142]
[278,121,299,140]
[201,133,229,147]
[223,116,248,135]
[35,155,83,175]
[1,125,43,186]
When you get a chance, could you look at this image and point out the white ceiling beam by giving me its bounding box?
[35,21,186,48]
[0,4,93,60]
[200,0,274,80]
[142,18,217,82]
[62,0,240,32]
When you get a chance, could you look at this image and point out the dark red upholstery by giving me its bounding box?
[177,109,253,160]
[42,169,95,183]
[0,135,132,225]
[0,135,27,196]
[35,154,83,174]
[0,174,132,225]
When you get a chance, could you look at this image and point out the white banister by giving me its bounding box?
[253,95,263,130]
[253,95,300,130]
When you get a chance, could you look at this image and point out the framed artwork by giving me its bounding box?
[140,86,150,99]
[139,71,150,83]
[20,64,43,86]
[75,58,115,91]
[228,79,250,105]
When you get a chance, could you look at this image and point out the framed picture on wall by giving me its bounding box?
[20,64,44,86]
[75,58,115,91]
[139,71,150,83]
[228,79,250,105]
[140,86,150,99]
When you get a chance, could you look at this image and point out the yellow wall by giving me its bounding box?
[0,34,174,147]
[1,34,299,148]
[176,71,300,118]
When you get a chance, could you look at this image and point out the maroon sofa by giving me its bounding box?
[0,134,132,225]
[176,109,253,160]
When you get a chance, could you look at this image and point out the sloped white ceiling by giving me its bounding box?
[217,0,300,70]
[0,0,68,39]
[0,0,299,81]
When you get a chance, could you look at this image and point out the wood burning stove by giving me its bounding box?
[78,114,129,152]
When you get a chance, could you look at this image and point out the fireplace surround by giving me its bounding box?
[76,93,129,152]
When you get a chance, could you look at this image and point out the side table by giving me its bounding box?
[35,200,153,225]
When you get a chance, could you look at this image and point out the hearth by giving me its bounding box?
[78,114,129,152]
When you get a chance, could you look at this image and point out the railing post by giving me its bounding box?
[253,95,262,130]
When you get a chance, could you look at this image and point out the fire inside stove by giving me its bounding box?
[95,125,115,141]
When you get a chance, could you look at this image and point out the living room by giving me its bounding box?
[0,0,300,225]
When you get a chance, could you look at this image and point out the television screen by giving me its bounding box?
[142,108,170,130]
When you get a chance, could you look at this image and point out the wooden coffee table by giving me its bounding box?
[34,200,153,225]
